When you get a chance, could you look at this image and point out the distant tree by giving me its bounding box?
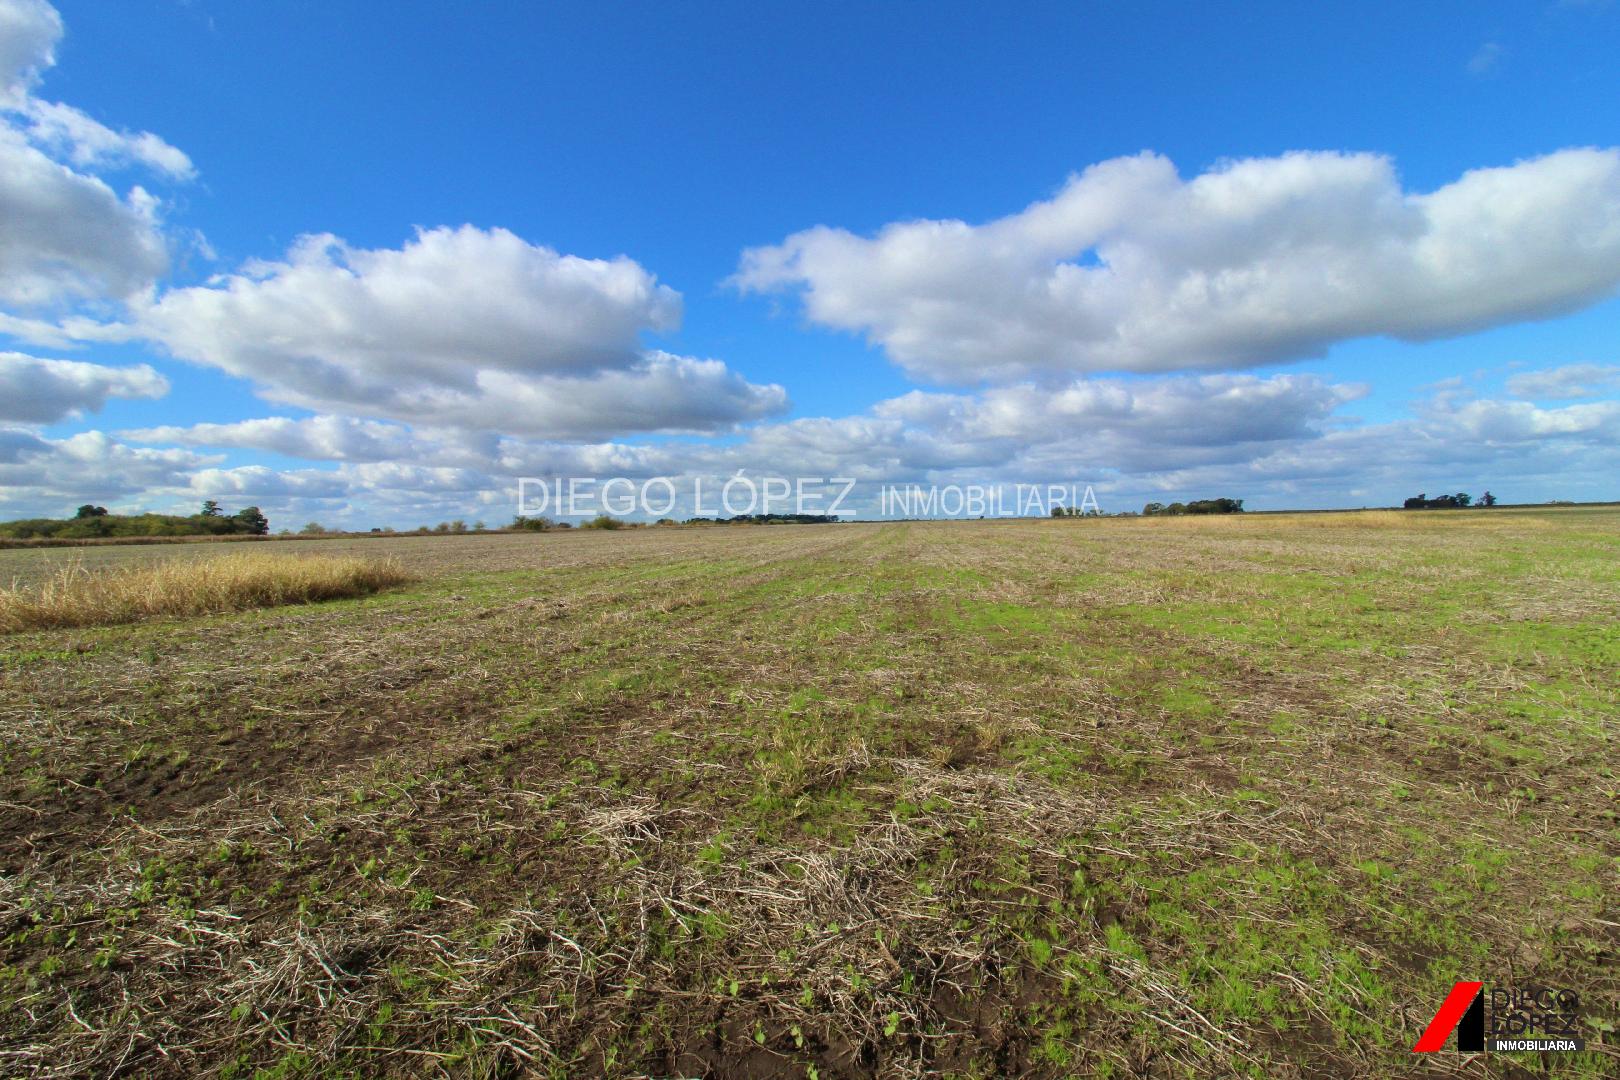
[1140,498,1242,517]
[201,500,224,517]
[75,504,109,518]
[1184,498,1244,515]
[1404,492,1473,509]
[449,519,468,533]
[1050,506,1065,518]
[473,520,486,531]
[511,514,553,532]
[1480,491,1497,507]
[300,521,326,535]
[233,506,270,535]
[719,513,838,525]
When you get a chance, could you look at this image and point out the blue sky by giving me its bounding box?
[3,0,1620,526]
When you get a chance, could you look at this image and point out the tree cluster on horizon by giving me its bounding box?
[1402,491,1497,509]
[1141,498,1245,516]
[0,502,271,540]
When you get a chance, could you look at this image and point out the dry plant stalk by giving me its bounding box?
[0,553,413,632]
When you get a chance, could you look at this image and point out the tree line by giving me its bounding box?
[0,501,270,539]
[1402,491,1496,509]
[1141,498,1245,516]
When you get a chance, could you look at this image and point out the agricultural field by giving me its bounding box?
[1,510,1616,1078]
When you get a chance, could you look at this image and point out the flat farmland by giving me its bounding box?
[1,511,1616,1078]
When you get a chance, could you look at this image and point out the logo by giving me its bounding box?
[1413,981,1584,1053]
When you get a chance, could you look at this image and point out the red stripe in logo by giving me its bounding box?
[1412,981,1484,1052]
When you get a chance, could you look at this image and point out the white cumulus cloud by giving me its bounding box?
[19,98,194,179]
[121,415,419,463]
[0,428,219,516]
[1445,398,1620,443]
[104,367,1620,526]
[0,0,58,98]
[0,127,170,307]
[138,227,786,437]
[0,351,167,422]
[736,148,1620,384]
[1505,363,1620,400]
[0,0,189,309]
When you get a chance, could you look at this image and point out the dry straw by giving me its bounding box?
[0,553,413,632]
